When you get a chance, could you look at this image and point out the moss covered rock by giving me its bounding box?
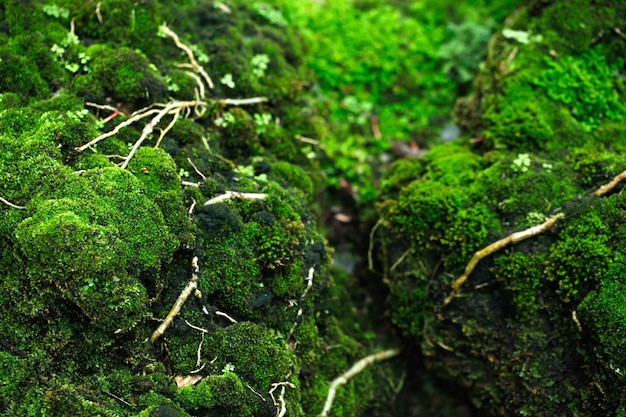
[375,0,626,415]
[0,1,399,416]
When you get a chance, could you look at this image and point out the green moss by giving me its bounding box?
[176,372,246,411]
[578,263,626,387]
[0,34,61,100]
[384,178,494,267]
[72,0,164,56]
[493,252,544,319]
[217,108,261,159]
[128,147,194,248]
[533,0,626,56]
[74,45,166,105]
[533,47,625,132]
[270,161,315,200]
[570,145,626,188]
[205,322,297,390]
[483,89,555,150]
[0,1,399,416]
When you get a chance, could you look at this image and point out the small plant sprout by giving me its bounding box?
[214,111,236,127]
[220,73,235,88]
[251,54,270,78]
[163,75,180,92]
[254,112,272,134]
[526,211,546,224]
[50,43,65,58]
[65,62,80,73]
[512,153,531,172]
[252,2,288,27]
[42,3,70,19]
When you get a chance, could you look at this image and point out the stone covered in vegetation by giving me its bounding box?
[0,1,399,415]
[375,0,626,415]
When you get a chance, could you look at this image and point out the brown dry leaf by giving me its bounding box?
[175,374,203,388]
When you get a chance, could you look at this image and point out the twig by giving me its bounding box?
[181,69,206,100]
[389,248,411,273]
[151,256,201,342]
[204,191,267,205]
[95,2,103,24]
[443,168,626,305]
[319,348,401,417]
[593,169,626,196]
[160,23,214,90]
[183,319,209,334]
[0,338,25,357]
[247,385,267,402]
[444,213,564,305]
[0,197,26,210]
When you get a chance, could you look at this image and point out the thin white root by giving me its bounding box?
[160,23,214,90]
[187,158,207,181]
[319,348,402,417]
[154,108,181,148]
[287,267,314,345]
[0,197,26,210]
[204,191,267,205]
[76,108,161,152]
[151,256,201,343]
[215,310,238,323]
[368,219,382,272]
[121,101,203,169]
[269,381,295,417]
[217,97,268,106]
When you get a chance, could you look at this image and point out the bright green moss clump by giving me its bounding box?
[533,48,625,132]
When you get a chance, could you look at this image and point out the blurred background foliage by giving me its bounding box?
[253,0,523,202]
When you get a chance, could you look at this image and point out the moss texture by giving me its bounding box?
[376,0,626,415]
[0,1,399,416]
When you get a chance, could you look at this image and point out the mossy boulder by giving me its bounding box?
[0,1,398,416]
[375,0,626,415]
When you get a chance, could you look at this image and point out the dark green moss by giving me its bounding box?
[375,0,626,415]
[73,45,166,105]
